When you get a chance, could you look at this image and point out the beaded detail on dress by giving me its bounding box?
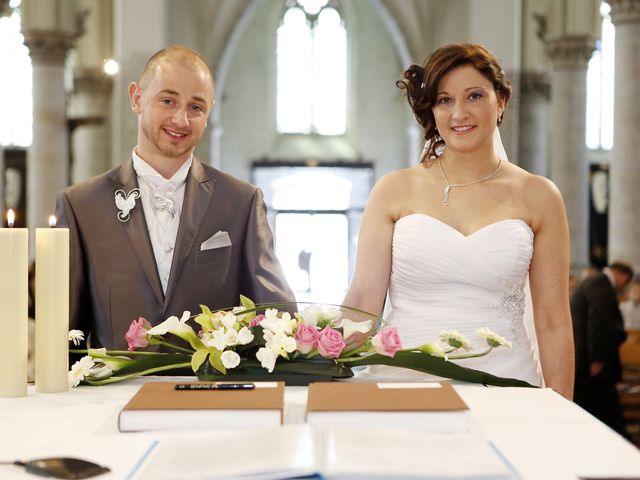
[496,278,526,345]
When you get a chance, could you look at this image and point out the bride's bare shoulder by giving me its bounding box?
[504,166,566,226]
[371,166,423,194]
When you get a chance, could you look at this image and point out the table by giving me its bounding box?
[1,379,639,479]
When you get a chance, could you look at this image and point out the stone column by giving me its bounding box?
[518,72,551,176]
[608,0,640,269]
[23,32,75,230]
[70,69,113,182]
[545,35,596,271]
[69,0,114,183]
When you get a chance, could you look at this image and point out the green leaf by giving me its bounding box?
[110,353,191,376]
[191,349,209,373]
[208,349,226,374]
[82,360,192,386]
[183,331,206,351]
[344,351,536,388]
[194,304,215,331]
[239,295,256,310]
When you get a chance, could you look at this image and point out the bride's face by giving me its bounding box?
[432,64,505,155]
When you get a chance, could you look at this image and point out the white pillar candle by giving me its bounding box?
[35,216,69,393]
[0,210,28,397]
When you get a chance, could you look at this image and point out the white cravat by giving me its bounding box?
[132,150,192,295]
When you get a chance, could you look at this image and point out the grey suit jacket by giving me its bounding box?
[56,158,295,350]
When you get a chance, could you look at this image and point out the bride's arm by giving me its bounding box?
[527,176,575,400]
[342,174,398,317]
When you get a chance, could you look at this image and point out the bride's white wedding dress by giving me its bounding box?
[366,213,544,386]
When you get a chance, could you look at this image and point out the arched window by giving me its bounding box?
[586,2,614,151]
[276,0,346,135]
[0,0,32,147]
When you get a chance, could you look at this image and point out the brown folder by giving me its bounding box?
[306,382,469,433]
[307,381,468,413]
[118,381,284,432]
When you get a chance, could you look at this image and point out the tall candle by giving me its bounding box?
[35,216,69,393]
[0,210,28,397]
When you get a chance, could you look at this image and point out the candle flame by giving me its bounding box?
[7,209,15,227]
[49,215,57,228]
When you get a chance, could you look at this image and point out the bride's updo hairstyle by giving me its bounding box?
[397,43,512,162]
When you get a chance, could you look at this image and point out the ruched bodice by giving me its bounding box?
[371,214,543,386]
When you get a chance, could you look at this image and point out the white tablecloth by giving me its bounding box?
[1,378,639,479]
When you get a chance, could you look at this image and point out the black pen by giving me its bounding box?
[174,383,255,391]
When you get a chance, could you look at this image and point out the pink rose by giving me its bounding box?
[125,317,152,351]
[294,324,320,354]
[249,314,265,328]
[316,327,346,358]
[372,326,402,357]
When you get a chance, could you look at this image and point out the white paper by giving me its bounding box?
[376,382,442,389]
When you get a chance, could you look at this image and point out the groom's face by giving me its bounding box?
[432,65,505,155]
[129,61,213,164]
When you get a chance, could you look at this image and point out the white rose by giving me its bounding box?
[220,350,241,369]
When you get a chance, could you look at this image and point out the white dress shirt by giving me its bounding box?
[132,150,192,295]
[621,300,640,330]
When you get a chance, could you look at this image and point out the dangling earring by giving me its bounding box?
[497,112,504,125]
[434,134,445,157]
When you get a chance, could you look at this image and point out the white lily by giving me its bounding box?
[207,328,228,351]
[323,308,342,324]
[261,310,295,336]
[477,328,512,349]
[147,311,191,336]
[264,331,297,357]
[224,328,239,347]
[237,326,254,345]
[300,305,322,326]
[341,318,372,339]
[86,348,132,371]
[417,342,448,360]
[86,363,113,380]
[256,347,277,372]
[221,312,238,330]
[221,350,241,369]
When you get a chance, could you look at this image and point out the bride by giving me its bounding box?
[343,43,574,399]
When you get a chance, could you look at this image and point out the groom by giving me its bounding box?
[56,45,294,350]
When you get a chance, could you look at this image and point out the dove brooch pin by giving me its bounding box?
[115,188,141,222]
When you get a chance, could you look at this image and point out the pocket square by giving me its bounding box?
[200,231,232,251]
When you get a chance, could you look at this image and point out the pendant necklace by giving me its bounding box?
[437,156,502,206]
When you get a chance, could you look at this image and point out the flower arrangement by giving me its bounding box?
[68,296,533,388]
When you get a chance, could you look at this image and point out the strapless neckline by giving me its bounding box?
[378,211,543,386]
[396,213,533,239]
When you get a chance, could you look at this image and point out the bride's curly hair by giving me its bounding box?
[397,43,512,163]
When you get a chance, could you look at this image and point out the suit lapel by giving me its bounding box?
[113,159,164,307]
[163,159,214,312]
